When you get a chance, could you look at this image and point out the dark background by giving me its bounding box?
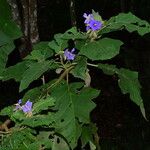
[1,0,150,149]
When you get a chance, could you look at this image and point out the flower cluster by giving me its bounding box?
[83,13,102,31]
[64,48,76,60]
[15,99,32,113]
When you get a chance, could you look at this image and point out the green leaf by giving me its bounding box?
[38,133,71,150]
[22,79,56,103]
[48,37,67,54]
[80,38,123,61]
[19,61,57,92]
[51,135,70,150]
[0,0,22,77]
[21,114,54,127]
[25,50,45,61]
[75,40,85,50]
[1,128,36,150]
[0,18,22,40]
[89,141,96,150]
[54,33,68,50]
[11,111,25,122]
[92,9,104,23]
[33,97,55,114]
[0,0,12,20]
[62,27,87,40]
[25,42,54,61]
[48,40,61,53]
[0,106,14,117]
[71,56,87,80]
[98,63,118,75]
[98,63,145,118]
[51,82,100,148]
[22,87,42,103]
[37,131,53,149]
[0,30,10,46]
[102,12,150,36]
[48,28,86,54]
[118,68,146,119]
[73,88,100,123]
[81,124,97,147]
[2,61,28,81]
[0,43,15,74]
[117,68,143,106]
[27,142,41,150]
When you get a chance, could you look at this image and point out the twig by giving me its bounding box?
[0,119,11,132]
[94,132,101,150]
[46,65,74,92]
[41,75,45,85]
[87,63,98,67]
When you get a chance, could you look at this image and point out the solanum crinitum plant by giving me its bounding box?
[0,6,150,150]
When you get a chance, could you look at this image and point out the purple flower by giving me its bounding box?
[83,12,103,31]
[89,20,102,31]
[64,48,76,60]
[21,100,32,113]
[86,26,90,31]
[18,99,22,105]
[83,13,94,24]
[14,99,22,111]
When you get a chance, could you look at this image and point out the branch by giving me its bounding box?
[0,119,11,132]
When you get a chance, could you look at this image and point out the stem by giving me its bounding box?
[47,65,75,91]
[41,75,45,85]
[0,131,11,134]
[60,55,64,66]
[87,63,98,67]
[0,119,11,132]
[66,72,69,84]
[94,132,101,150]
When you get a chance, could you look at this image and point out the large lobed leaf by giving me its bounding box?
[21,114,54,128]
[0,43,15,74]
[62,27,87,40]
[37,132,70,150]
[81,124,97,148]
[71,56,87,80]
[0,0,22,76]
[80,38,123,61]
[25,42,54,61]
[0,30,11,46]
[0,18,22,40]
[32,96,55,114]
[50,82,100,148]
[0,0,22,40]
[101,12,150,36]
[48,27,87,54]
[0,106,14,117]
[2,61,28,81]
[0,0,12,20]
[19,61,58,92]
[0,128,37,150]
[98,63,146,118]
[48,33,68,53]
